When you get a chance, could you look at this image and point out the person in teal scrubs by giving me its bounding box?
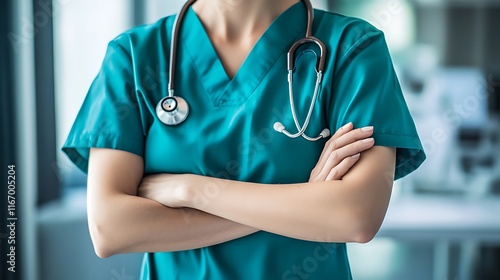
[62,0,425,279]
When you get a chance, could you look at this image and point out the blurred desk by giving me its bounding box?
[379,195,500,242]
[377,195,500,280]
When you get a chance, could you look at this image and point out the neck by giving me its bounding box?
[193,0,300,42]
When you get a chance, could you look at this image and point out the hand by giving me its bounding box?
[138,174,189,208]
[309,123,375,182]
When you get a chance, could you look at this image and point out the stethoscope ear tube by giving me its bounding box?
[274,68,331,141]
[287,37,327,73]
[278,0,329,142]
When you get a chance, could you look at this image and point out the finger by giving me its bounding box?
[314,138,374,181]
[316,123,354,170]
[333,126,374,151]
[330,122,354,140]
[325,153,361,181]
[315,126,374,174]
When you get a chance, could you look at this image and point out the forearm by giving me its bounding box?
[89,193,257,257]
[182,147,395,243]
[183,177,365,242]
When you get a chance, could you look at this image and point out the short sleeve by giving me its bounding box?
[328,29,425,180]
[62,37,145,174]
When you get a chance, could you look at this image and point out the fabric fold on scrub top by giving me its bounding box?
[62,2,425,279]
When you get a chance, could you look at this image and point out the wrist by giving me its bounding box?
[183,175,222,210]
[177,174,196,208]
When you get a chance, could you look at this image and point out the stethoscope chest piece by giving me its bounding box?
[156,96,189,125]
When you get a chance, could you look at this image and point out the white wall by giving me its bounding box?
[54,0,133,174]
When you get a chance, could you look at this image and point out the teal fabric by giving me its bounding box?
[62,2,425,279]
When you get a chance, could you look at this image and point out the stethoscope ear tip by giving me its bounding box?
[320,128,331,138]
[273,122,286,133]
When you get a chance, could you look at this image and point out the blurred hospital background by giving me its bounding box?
[1,0,499,279]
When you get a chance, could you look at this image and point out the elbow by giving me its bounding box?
[351,226,378,244]
[88,218,117,258]
[93,242,114,259]
[349,214,384,244]
[94,245,113,259]
[320,215,382,244]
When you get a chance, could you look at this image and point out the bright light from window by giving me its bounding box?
[358,0,416,52]
[54,0,133,186]
[339,0,416,53]
[145,0,183,23]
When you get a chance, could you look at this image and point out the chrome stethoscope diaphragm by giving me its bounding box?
[156,96,189,126]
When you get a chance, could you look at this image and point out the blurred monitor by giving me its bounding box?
[488,74,500,116]
[410,68,490,192]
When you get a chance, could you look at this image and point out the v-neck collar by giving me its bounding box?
[181,2,306,107]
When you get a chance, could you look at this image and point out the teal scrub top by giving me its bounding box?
[62,3,425,280]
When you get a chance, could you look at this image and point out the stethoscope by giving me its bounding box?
[156,0,331,141]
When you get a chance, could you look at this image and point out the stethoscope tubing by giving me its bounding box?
[157,0,330,141]
[279,70,328,141]
[168,0,196,97]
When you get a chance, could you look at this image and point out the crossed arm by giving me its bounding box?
[87,123,395,258]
